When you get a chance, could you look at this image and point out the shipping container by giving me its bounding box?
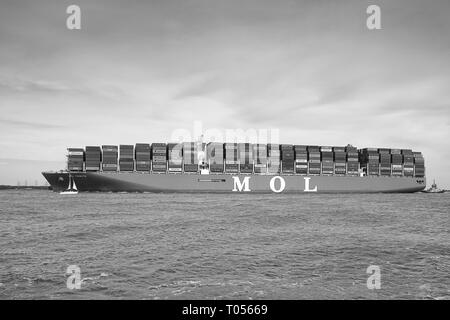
[210,163,224,173]
[102,145,118,151]
[295,164,308,174]
[102,163,118,171]
[403,155,414,164]
[119,145,134,160]
[267,165,280,174]
[347,162,359,175]
[414,156,424,164]
[136,160,150,171]
[294,145,308,151]
[152,155,167,162]
[240,163,254,174]
[224,143,238,149]
[334,154,347,163]
[152,163,167,172]
[295,150,308,159]
[391,154,403,164]
[119,159,134,171]
[307,146,320,152]
[281,159,294,172]
[68,148,85,158]
[333,146,346,152]
[225,163,239,173]
[380,153,391,163]
[401,149,413,155]
[254,164,267,174]
[267,144,280,151]
[321,151,333,160]
[168,144,183,162]
[183,149,198,164]
[253,144,267,156]
[295,158,308,164]
[207,142,224,164]
[378,148,390,154]
[334,162,346,175]
[184,164,198,173]
[152,149,167,157]
[151,143,167,148]
[135,144,150,160]
[238,144,253,165]
[68,166,83,172]
[255,157,267,166]
[309,162,321,168]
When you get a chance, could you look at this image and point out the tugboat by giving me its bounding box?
[422,179,445,193]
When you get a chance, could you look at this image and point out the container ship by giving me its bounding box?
[42,141,426,193]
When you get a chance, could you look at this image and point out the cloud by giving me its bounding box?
[0,78,70,93]
[0,118,63,130]
[0,0,449,186]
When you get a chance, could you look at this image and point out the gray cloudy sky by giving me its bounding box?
[0,0,449,186]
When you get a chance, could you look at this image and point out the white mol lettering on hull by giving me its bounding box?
[270,176,285,193]
[231,176,318,192]
[304,177,318,192]
[232,176,251,192]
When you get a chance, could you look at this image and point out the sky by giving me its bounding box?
[0,0,449,187]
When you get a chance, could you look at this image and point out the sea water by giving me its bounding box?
[0,190,448,299]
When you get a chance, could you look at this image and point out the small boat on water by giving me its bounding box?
[60,175,78,195]
[422,180,445,193]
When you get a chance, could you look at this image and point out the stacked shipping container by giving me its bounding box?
[294,145,308,174]
[254,144,268,174]
[119,145,134,171]
[102,145,118,171]
[346,146,359,175]
[414,152,425,177]
[69,142,424,178]
[360,148,380,176]
[267,144,281,174]
[207,142,224,173]
[402,149,414,177]
[281,144,294,173]
[85,146,101,171]
[168,143,183,172]
[239,143,254,173]
[333,146,346,175]
[67,148,84,171]
[390,149,403,176]
[307,146,321,175]
[183,142,198,173]
[378,148,391,176]
[321,146,334,175]
[152,143,167,172]
[224,143,239,173]
[135,143,151,172]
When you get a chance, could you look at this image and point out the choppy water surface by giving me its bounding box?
[0,190,448,299]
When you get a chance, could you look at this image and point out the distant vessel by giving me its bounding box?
[422,180,445,194]
[59,175,78,195]
[42,140,426,193]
